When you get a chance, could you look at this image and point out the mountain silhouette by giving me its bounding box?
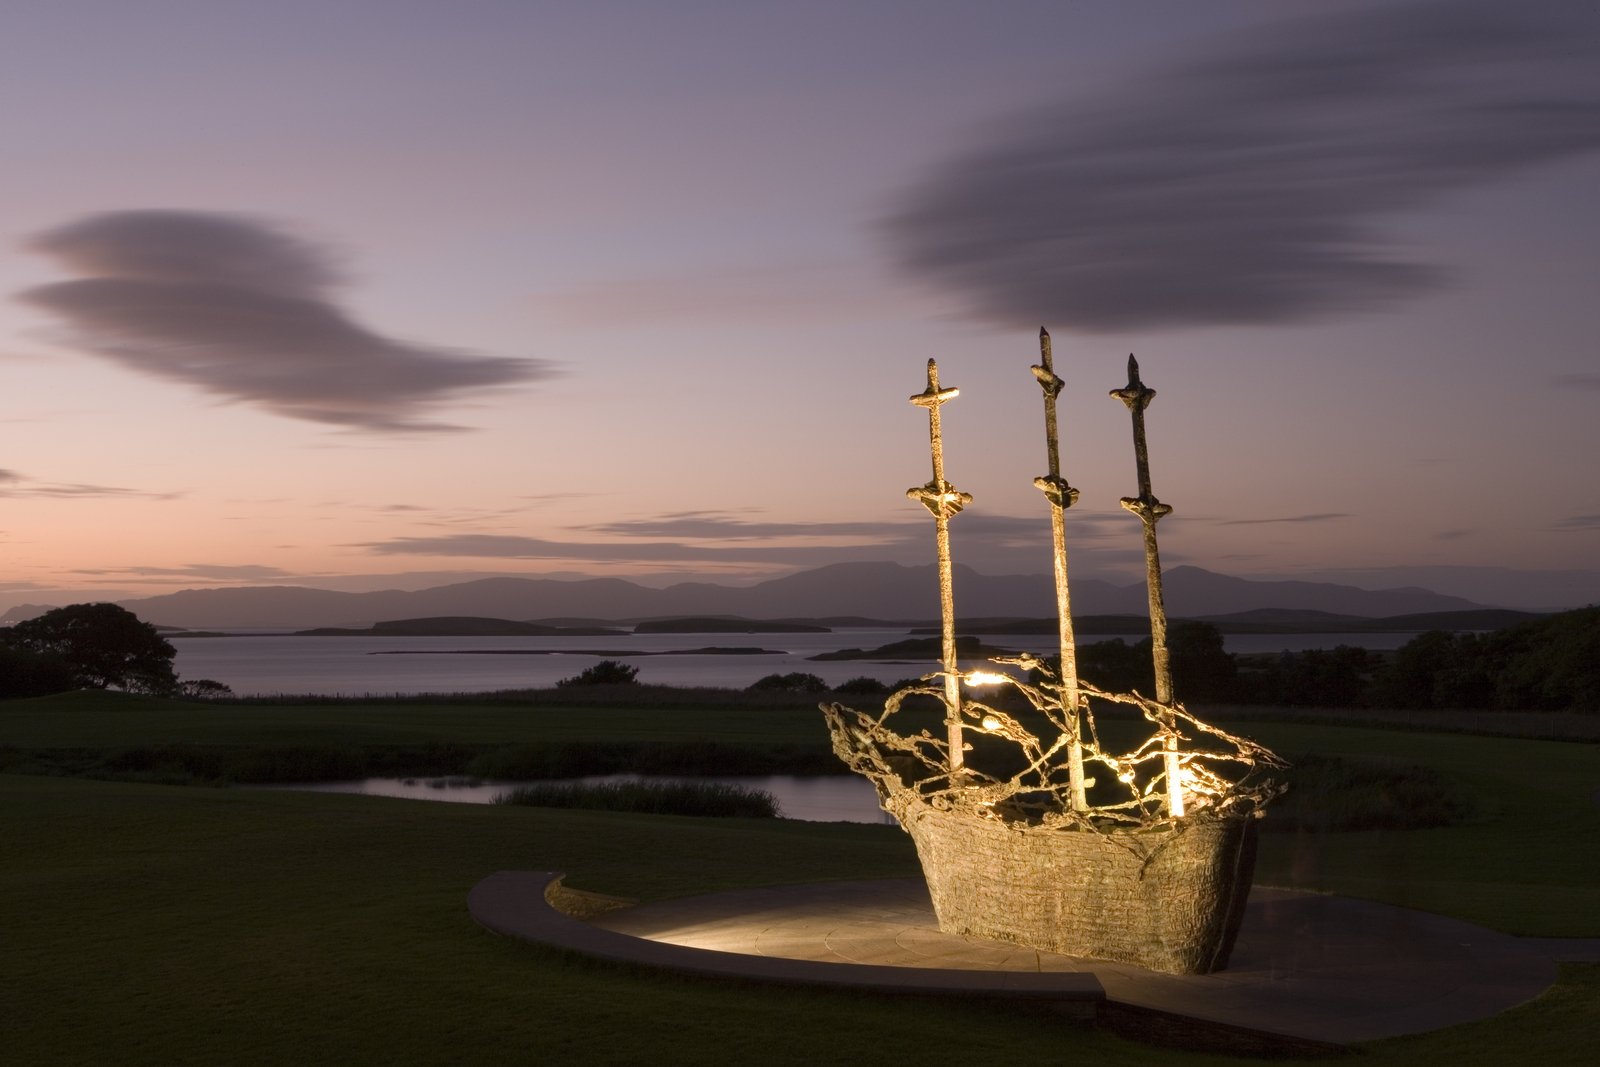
[55,561,1486,630]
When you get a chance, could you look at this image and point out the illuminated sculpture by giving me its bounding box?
[821,332,1283,975]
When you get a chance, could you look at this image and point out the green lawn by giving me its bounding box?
[0,775,1186,1066]
[5,774,1597,1065]
[5,692,1599,1062]
[6,692,1596,935]
[1237,721,1600,935]
[0,689,832,747]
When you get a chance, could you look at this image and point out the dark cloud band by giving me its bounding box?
[885,1,1600,332]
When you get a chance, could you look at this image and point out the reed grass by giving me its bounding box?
[493,779,782,818]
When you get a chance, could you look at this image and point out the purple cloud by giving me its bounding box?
[18,211,551,432]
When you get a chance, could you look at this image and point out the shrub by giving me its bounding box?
[177,678,235,700]
[833,676,889,695]
[1264,753,1476,832]
[747,672,828,693]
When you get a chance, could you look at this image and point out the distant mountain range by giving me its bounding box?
[0,562,1491,630]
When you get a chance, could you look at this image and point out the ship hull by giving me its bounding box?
[896,798,1258,975]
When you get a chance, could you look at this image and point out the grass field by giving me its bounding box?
[0,688,833,747]
[5,690,1599,1063]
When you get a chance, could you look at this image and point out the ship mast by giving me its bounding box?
[908,359,972,774]
[1030,329,1088,810]
[1111,354,1185,817]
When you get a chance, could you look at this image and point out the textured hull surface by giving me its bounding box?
[897,799,1258,975]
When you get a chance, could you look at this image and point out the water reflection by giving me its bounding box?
[254,773,894,825]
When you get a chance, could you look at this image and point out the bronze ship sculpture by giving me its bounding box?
[821,332,1284,975]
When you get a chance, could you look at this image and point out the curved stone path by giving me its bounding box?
[471,872,1564,1047]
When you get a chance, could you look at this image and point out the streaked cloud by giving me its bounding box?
[584,510,1128,540]
[358,532,894,566]
[71,563,295,581]
[18,210,551,432]
[1216,513,1350,527]
[0,580,50,593]
[886,0,1600,331]
[579,510,935,541]
[0,468,177,500]
[1552,514,1600,532]
[1553,373,1600,391]
[360,507,1135,569]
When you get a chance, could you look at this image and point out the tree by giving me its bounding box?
[555,659,639,687]
[1375,630,1483,709]
[1484,607,1600,711]
[1166,622,1239,703]
[2,603,178,695]
[1074,638,1152,694]
[1280,645,1379,707]
[0,645,76,699]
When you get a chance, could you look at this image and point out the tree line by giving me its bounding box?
[1081,607,1598,712]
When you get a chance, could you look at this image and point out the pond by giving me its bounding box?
[253,773,894,825]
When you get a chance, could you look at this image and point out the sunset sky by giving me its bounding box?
[3,0,1597,613]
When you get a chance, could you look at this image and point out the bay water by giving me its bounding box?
[173,628,1423,697]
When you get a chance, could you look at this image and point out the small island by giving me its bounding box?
[808,634,1015,662]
